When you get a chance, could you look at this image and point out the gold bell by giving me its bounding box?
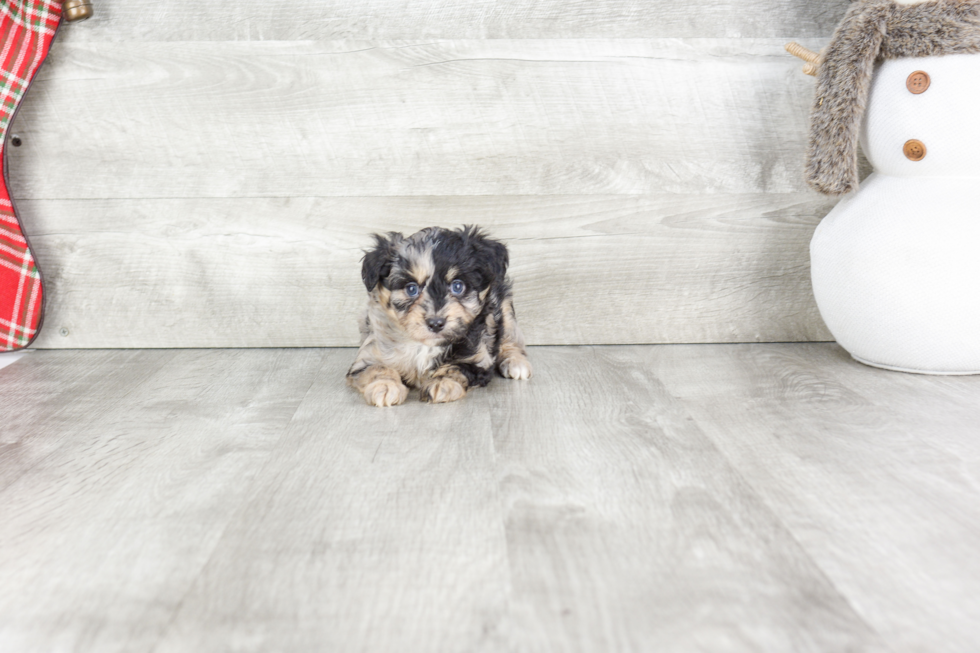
[62,0,94,22]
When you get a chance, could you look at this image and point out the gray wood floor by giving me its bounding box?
[1,344,978,652]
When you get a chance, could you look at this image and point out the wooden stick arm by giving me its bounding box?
[61,0,94,22]
[785,42,820,77]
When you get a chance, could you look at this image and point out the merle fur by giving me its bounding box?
[375,227,505,386]
[350,226,524,400]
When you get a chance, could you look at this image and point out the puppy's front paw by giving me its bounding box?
[363,379,409,407]
[499,354,532,380]
[422,377,466,404]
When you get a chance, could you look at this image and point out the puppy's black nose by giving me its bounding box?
[426,317,446,333]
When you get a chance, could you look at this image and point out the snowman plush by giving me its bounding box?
[796,0,980,374]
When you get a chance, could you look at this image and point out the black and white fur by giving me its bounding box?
[347,226,531,406]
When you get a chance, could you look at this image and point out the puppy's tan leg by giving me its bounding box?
[348,364,409,407]
[420,366,468,404]
[497,298,532,380]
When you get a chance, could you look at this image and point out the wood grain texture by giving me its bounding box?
[18,194,835,348]
[152,351,508,653]
[55,0,851,41]
[9,10,846,347]
[6,346,953,652]
[0,348,327,652]
[487,346,886,652]
[10,39,824,199]
[648,343,980,653]
[0,349,174,492]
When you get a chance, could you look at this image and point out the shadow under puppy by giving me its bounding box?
[348,226,532,406]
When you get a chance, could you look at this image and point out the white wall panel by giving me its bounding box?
[55,0,850,41]
[22,194,834,348]
[12,40,823,199]
[5,0,845,347]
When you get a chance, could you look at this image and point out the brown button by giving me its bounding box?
[904,139,927,161]
[907,71,931,94]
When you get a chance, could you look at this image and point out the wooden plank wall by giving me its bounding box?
[8,0,850,348]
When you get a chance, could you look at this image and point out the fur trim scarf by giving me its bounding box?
[806,0,980,195]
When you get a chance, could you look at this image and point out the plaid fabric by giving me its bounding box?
[0,0,60,351]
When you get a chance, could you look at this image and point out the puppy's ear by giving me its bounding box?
[464,226,509,285]
[361,232,400,291]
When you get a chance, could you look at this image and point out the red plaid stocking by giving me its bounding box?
[0,0,60,351]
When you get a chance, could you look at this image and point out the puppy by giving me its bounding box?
[347,226,531,406]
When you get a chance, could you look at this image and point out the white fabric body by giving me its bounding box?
[811,54,980,374]
[861,54,980,178]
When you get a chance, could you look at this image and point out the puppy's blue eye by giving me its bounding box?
[450,279,465,295]
[405,283,420,298]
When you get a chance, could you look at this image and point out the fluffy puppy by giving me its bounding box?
[347,226,531,407]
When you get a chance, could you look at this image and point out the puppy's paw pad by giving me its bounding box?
[499,355,532,380]
[423,378,466,404]
[363,379,409,407]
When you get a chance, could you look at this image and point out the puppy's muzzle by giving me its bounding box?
[425,317,446,333]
